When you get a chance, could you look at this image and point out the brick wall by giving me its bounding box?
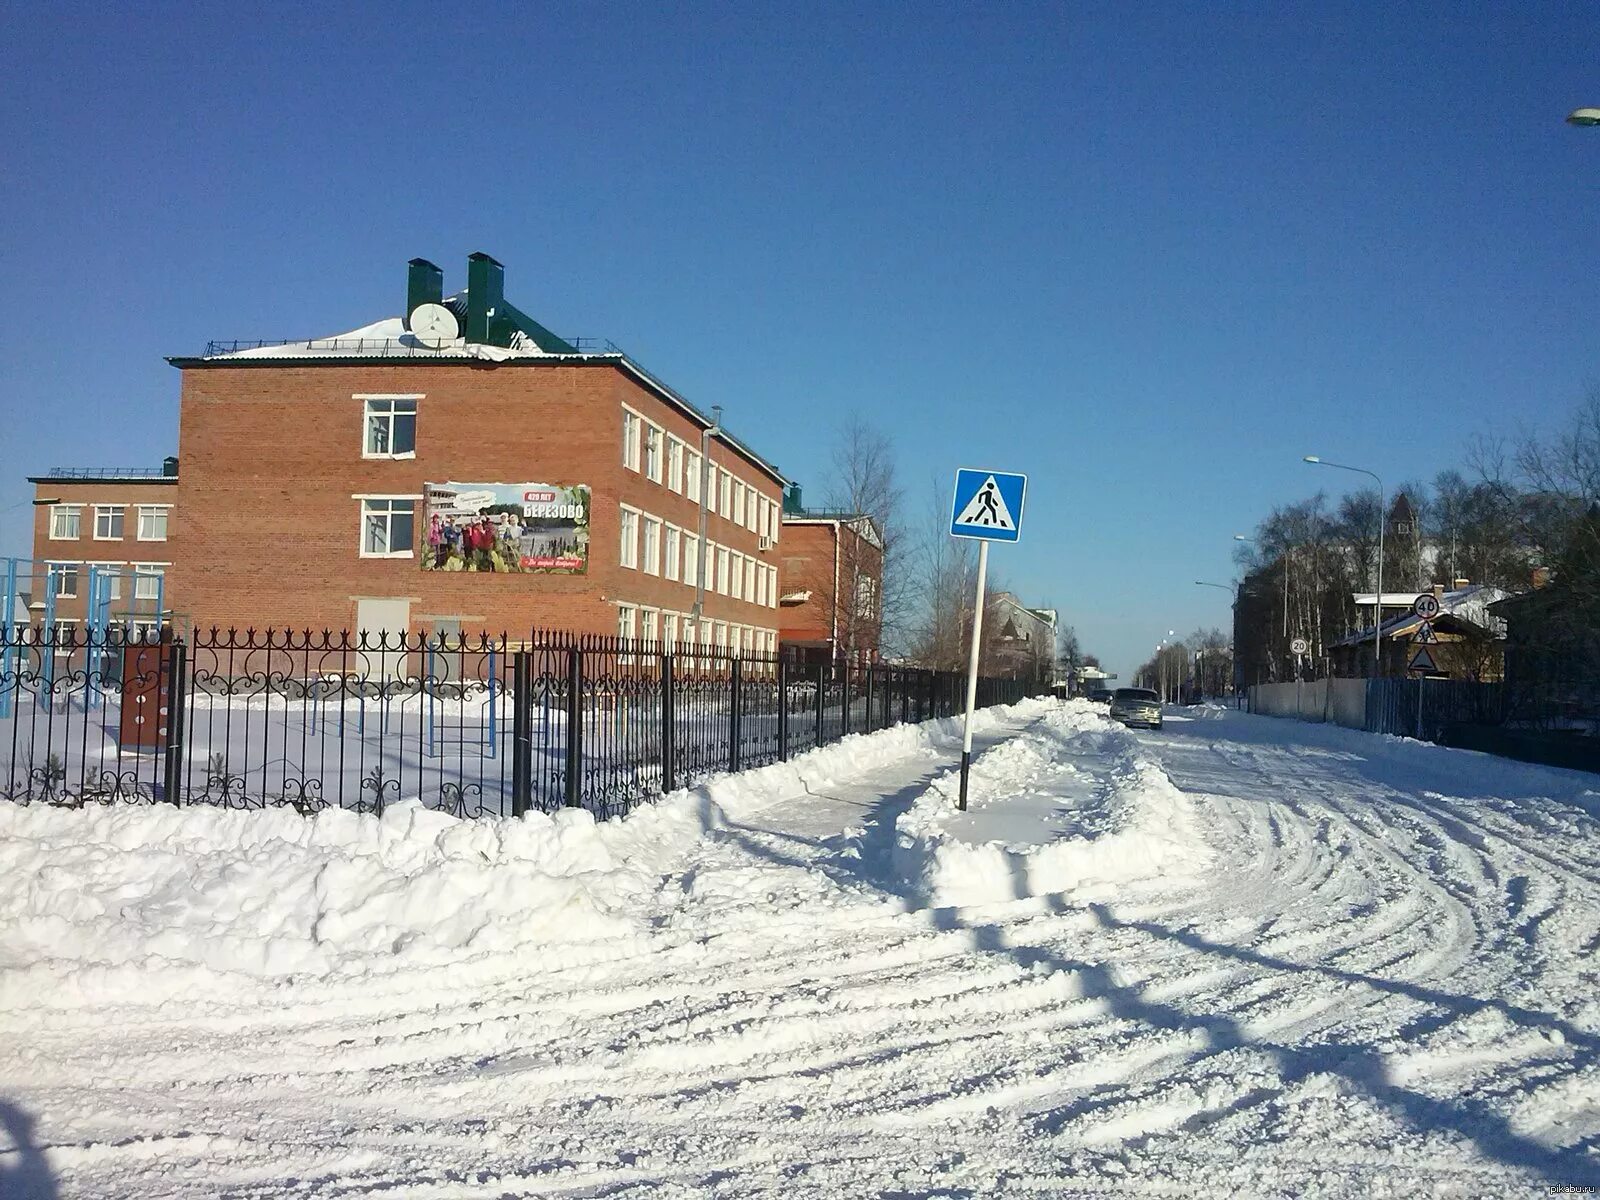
[171,360,785,641]
[25,480,177,625]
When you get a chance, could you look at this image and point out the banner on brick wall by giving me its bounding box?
[421,481,590,574]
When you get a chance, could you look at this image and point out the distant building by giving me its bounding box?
[987,592,1057,687]
[20,459,179,636]
[777,485,883,669]
[1329,583,1509,679]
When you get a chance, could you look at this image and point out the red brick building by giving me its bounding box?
[777,486,884,668]
[22,462,178,635]
[163,254,786,652]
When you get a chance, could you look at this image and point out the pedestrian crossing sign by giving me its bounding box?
[950,468,1027,543]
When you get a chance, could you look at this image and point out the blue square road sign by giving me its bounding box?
[950,468,1027,542]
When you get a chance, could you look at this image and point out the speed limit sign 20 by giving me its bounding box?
[1291,637,1309,656]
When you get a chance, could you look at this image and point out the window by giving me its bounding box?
[686,451,702,502]
[769,565,779,608]
[49,505,81,540]
[758,498,771,541]
[50,619,78,654]
[620,506,639,569]
[664,525,681,582]
[86,564,122,601]
[617,604,636,641]
[134,564,165,602]
[641,608,659,645]
[715,622,728,652]
[729,551,744,600]
[716,546,731,595]
[668,439,685,493]
[622,409,641,471]
[684,534,700,587]
[136,505,170,541]
[719,470,732,518]
[745,557,756,604]
[732,480,745,528]
[645,425,663,483]
[93,505,125,540]
[363,397,417,457]
[360,499,415,557]
[663,612,679,648]
[47,562,78,599]
[742,627,754,657]
[642,516,661,576]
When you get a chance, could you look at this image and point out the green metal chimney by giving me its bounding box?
[465,252,504,344]
[406,258,443,318]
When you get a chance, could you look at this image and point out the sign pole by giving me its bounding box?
[958,539,990,812]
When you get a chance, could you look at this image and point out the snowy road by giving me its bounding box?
[3,700,1600,1197]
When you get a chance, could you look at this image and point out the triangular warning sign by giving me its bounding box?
[1408,645,1438,674]
[954,475,1016,530]
[1412,621,1437,644]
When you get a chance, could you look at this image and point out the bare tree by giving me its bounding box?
[825,417,906,657]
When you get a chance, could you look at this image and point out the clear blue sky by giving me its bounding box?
[2,3,1595,680]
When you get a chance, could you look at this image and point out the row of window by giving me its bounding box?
[617,604,778,659]
[49,504,170,542]
[618,505,778,608]
[43,561,167,601]
[621,407,780,544]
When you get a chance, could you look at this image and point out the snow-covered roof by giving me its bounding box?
[207,317,561,362]
[1330,584,1511,648]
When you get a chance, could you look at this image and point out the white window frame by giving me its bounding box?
[133,563,167,602]
[645,423,664,483]
[46,561,79,599]
[745,557,757,605]
[662,611,679,649]
[729,551,744,600]
[642,515,662,576]
[732,479,745,529]
[684,534,700,588]
[50,617,78,654]
[663,524,681,582]
[641,607,659,646]
[93,505,125,541]
[49,504,81,541]
[716,545,731,596]
[136,504,171,542]
[622,408,642,472]
[686,450,702,502]
[719,470,732,518]
[745,487,758,533]
[360,395,420,459]
[620,505,640,569]
[617,604,636,641]
[86,562,123,601]
[358,497,417,559]
[668,438,685,493]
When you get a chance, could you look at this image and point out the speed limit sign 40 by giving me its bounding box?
[1413,593,1441,621]
[1291,637,1309,656]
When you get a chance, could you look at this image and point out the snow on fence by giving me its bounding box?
[0,626,1037,820]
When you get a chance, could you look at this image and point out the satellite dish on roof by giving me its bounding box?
[407,303,459,349]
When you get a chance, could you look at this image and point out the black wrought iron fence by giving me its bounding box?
[0,626,1037,820]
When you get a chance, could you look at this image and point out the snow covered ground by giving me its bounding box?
[3,699,1599,1197]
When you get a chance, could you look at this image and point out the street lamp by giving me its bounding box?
[1567,107,1600,126]
[1305,455,1385,676]
[1197,580,1240,703]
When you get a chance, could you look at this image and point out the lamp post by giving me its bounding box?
[1305,455,1384,676]
[1567,107,1600,126]
[1195,580,1237,701]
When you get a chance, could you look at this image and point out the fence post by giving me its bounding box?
[565,647,582,808]
[900,669,909,725]
[729,656,742,773]
[511,651,531,818]
[777,656,789,761]
[842,662,852,737]
[815,661,826,748]
[661,652,676,793]
[864,666,875,733]
[161,638,187,806]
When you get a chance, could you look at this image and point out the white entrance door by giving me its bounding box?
[355,598,411,681]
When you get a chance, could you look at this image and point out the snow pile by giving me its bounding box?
[893,701,1211,906]
[0,698,1051,1009]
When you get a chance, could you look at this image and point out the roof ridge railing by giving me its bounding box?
[202,336,624,357]
[45,466,169,479]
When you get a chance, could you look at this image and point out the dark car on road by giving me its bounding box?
[1109,687,1163,730]
[1087,688,1114,705]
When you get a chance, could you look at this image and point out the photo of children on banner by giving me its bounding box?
[421,482,590,574]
